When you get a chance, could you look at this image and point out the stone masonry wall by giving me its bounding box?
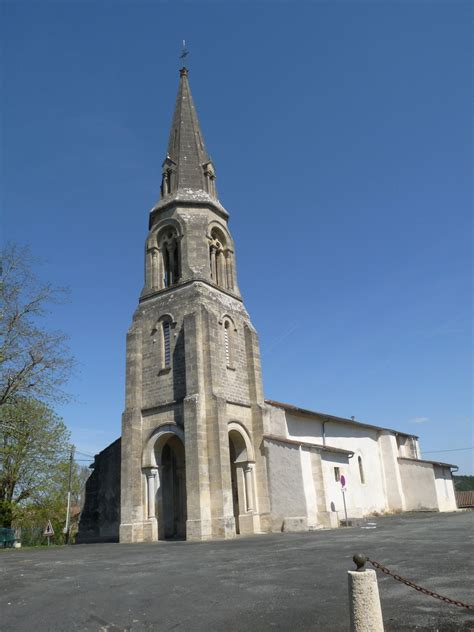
[77,438,121,543]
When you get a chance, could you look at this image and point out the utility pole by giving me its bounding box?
[64,445,75,544]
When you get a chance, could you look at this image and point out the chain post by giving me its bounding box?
[366,558,474,611]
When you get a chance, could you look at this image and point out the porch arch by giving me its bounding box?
[227,422,257,535]
[228,421,255,462]
[142,424,186,539]
[142,423,184,468]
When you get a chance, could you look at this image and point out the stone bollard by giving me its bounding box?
[348,555,384,632]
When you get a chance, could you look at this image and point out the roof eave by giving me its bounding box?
[265,399,419,439]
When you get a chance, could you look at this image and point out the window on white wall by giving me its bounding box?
[358,456,365,484]
[334,467,340,482]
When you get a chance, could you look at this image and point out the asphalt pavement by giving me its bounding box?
[1,511,473,631]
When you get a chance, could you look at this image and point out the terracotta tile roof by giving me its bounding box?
[455,491,474,508]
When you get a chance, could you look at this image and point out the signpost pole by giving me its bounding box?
[342,488,348,524]
[340,474,348,526]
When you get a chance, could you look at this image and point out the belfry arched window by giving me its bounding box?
[158,227,180,288]
[209,227,234,291]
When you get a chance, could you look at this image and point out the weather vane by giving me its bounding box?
[180,40,189,65]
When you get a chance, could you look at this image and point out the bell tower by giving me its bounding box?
[119,67,270,543]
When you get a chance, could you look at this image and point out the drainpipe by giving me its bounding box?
[322,419,328,447]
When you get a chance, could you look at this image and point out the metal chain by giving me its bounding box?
[367,558,474,611]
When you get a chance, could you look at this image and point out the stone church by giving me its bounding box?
[78,68,458,544]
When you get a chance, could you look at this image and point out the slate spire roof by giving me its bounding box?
[161,67,217,198]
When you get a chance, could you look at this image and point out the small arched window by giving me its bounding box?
[158,227,180,289]
[223,319,235,369]
[162,321,171,368]
[224,321,231,366]
[358,456,365,484]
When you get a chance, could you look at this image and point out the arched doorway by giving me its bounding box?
[157,435,186,540]
[228,427,255,535]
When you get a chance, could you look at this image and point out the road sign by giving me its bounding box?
[340,474,346,488]
[43,520,54,537]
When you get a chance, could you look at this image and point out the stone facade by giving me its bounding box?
[118,68,271,543]
[78,68,458,544]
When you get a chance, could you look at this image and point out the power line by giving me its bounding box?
[422,447,474,454]
[75,450,95,458]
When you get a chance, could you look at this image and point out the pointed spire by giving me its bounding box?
[161,67,217,199]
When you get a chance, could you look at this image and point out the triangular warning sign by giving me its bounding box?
[43,520,55,537]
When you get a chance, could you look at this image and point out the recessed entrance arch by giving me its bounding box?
[159,435,186,539]
[228,423,257,535]
[142,424,187,540]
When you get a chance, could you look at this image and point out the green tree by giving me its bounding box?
[0,398,71,527]
[0,243,74,407]
[13,459,91,544]
[453,475,474,491]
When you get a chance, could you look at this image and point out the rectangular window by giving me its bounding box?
[334,467,340,482]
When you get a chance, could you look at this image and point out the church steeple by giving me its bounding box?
[161,67,217,199]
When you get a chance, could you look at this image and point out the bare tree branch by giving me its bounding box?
[0,243,75,407]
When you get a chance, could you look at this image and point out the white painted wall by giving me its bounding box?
[284,412,323,443]
[399,459,438,510]
[286,414,388,516]
[397,435,418,458]
[433,465,457,512]
[265,404,456,523]
[321,452,351,521]
[378,432,405,511]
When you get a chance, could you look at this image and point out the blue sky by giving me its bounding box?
[2,1,472,473]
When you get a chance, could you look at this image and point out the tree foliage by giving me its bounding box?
[0,397,71,527]
[14,459,91,544]
[0,243,74,407]
[453,475,474,491]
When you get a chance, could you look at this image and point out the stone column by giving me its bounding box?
[210,247,217,282]
[244,464,254,512]
[151,248,159,290]
[217,250,225,287]
[225,251,233,290]
[146,468,158,519]
[167,242,175,285]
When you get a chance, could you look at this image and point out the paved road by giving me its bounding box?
[1,512,473,631]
